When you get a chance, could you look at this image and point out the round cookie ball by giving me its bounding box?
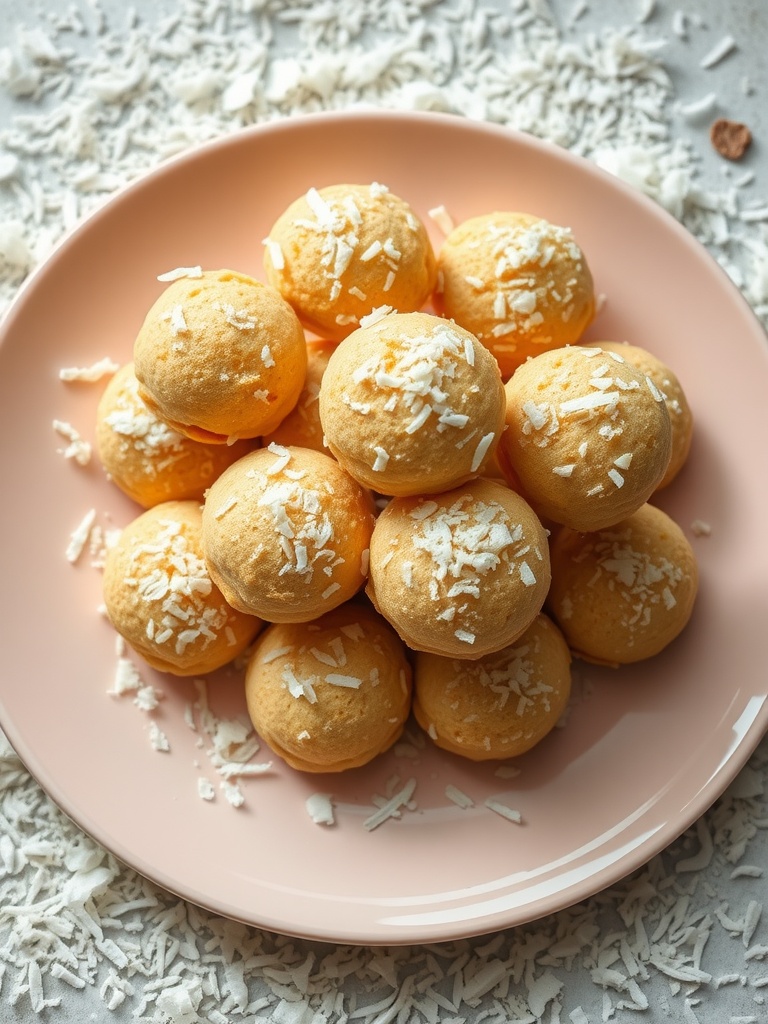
[262,338,335,454]
[435,211,596,379]
[133,269,307,443]
[201,445,375,623]
[244,602,412,772]
[548,502,699,665]
[103,500,262,676]
[413,614,571,760]
[96,363,253,508]
[263,182,436,342]
[498,345,672,532]
[366,478,551,660]
[595,341,693,490]
[319,311,505,497]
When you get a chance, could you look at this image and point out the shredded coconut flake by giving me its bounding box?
[262,237,284,270]
[454,629,476,644]
[700,34,737,70]
[470,432,495,472]
[148,722,170,753]
[359,304,393,328]
[484,798,523,824]
[65,508,97,563]
[53,419,92,466]
[197,778,215,802]
[445,785,474,809]
[428,204,455,234]
[156,265,203,281]
[325,673,363,689]
[59,357,119,382]
[305,793,335,825]
[691,518,712,537]
[363,778,417,832]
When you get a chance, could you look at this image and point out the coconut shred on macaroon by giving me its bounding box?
[498,345,672,532]
[103,501,262,676]
[133,269,307,444]
[201,444,375,623]
[366,478,551,660]
[263,182,436,341]
[434,211,596,380]
[319,310,506,497]
[244,602,412,773]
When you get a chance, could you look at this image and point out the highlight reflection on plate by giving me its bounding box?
[1,111,767,945]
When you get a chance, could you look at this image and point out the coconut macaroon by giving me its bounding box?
[201,445,375,623]
[96,363,253,508]
[244,602,412,773]
[319,311,505,497]
[498,345,672,532]
[435,211,596,379]
[366,478,550,660]
[413,614,571,761]
[263,182,436,342]
[262,338,335,454]
[548,502,698,666]
[103,501,262,676]
[595,341,693,490]
[133,268,307,443]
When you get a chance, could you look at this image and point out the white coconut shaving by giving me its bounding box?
[305,793,335,825]
[52,420,92,466]
[64,508,97,563]
[1,0,768,1020]
[58,357,119,382]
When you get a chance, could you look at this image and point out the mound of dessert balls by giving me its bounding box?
[413,613,571,760]
[498,345,672,532]
[435,211,595,379]
[319,310,505,497]
[103,500,262,676]
[263,182,436,341]
[367,478,551,660]
[96,363,252,508]
[547,502,699,665]
[201,444,375,623]
[87,184,701,776]
[244,601,412,772]
[133,268,307,443]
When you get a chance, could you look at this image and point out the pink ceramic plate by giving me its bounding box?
[1,112,767,945]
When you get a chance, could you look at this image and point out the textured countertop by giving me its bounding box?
[1,1,767,1022]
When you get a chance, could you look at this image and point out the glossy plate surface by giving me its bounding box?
[1,111,767,944]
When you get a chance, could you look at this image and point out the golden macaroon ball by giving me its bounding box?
[413,613,571,761]
[498,345,672,532]
[102,500,263,676]
[547,502,699,665]
[594,341,693,490]
[244,601,412,773]
[262,338,335,454]
[366,478,551,660]
[319,311,506,497]
[263,182,436,342]
[95,363,253,508]
[434,211,596,379]
[201,445,375,623]
[133,269,307,443]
